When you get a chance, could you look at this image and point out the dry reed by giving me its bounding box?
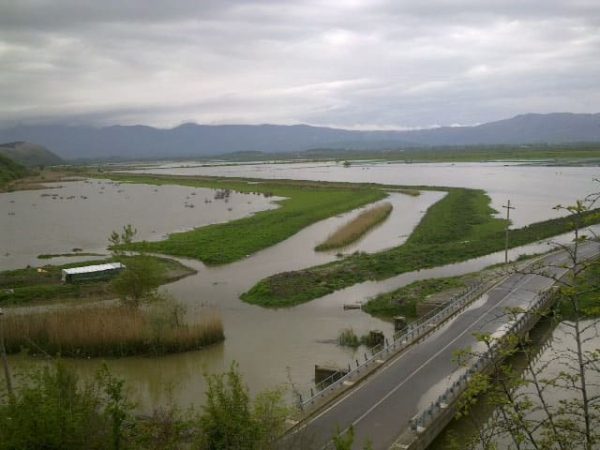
[2,305,224,357]
[315,202,393,251]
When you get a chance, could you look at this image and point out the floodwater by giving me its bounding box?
[430,318,600,449]
[0,179,279,270]
[3,162,599,413]
[134,160,600,227]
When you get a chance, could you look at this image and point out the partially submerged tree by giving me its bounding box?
[108,224,164,308]
[111,255,164,308]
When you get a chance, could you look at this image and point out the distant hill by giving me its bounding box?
[0,154,28,189]
[0,113,598,161]
[0,141,64,167]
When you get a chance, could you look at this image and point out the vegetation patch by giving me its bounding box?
[0,256,195,306]
[2,303,223,357]
[558,257,600,318]
[315,202,393,251]
[242,188,600,308]
[101,173,390,265]
[362,276,471,318]
[0,154,28,190]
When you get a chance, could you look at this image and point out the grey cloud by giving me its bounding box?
[0,0,599,129]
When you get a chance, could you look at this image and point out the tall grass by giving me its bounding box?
[315,202,393,251]
[2,305,224,357]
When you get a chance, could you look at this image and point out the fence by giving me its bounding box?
[408,286,556,433]
[299,280,490,410]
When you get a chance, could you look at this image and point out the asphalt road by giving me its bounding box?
[294,242,600,450]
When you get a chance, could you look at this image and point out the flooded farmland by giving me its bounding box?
[3,162,599,412]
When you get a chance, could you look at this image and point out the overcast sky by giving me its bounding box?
[1,0,599,129]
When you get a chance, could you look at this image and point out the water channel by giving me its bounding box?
[3,162,599,413]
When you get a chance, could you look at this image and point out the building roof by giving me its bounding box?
[62,262,125,275]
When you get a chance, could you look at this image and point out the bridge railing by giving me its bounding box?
[300,281,489,410]
[408,287,556,433]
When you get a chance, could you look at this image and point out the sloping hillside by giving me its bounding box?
[0,141,63,167]
[0,154,28,189]
[0,113,598,160]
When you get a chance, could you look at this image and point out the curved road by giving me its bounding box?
[292,241,600,450]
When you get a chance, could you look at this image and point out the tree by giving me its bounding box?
[0,363,129,450]
[451,188,600,450]
[198,363,291,450]
[111,255,164,308]
[108,224,164,307]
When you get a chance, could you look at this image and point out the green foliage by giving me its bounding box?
[107,174,386,265]
[109,224,138,257]
[243,188,600,308]
[332,426,354,450]
[338,328,361,347]
[0,363,112,450]
[0,154,27,190]
[96,365,134,450]
[198,363,290,450]
[112,255,164,307]
[362,275,469,318]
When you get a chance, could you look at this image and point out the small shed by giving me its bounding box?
[61,262,125,283]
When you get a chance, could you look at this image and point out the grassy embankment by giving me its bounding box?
[103,174,399,265]
[242,188,600,308]
[2,305,224,357]
[315,202,393,251]
[0,154,28,190]
[0,256,195,306]
[362,275,473,318]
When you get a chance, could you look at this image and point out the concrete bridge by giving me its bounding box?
[289,241,600,450]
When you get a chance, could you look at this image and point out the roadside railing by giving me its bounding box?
[299,280,490,410]
[408,287,556,433]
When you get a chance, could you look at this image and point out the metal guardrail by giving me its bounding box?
[408,287,555,433]
[299,281,489,410]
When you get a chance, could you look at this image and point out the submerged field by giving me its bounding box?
[242,188,600,307]
[103,174,397,265]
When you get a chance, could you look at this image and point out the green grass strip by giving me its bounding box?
[102,174,388,265]
[242,189,600,308]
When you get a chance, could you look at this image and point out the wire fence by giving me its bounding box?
[299,280,490,410]
[408,287,555,433]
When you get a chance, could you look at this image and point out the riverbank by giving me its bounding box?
[0,255,196,306]
[242,189,600,307]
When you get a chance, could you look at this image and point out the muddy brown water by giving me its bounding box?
[3,162,599,413]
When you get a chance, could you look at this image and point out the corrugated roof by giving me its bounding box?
[62,262,125,275]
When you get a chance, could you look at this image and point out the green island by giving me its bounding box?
[242,188,600,307]
[0,255,195,306]
[102,173,404,265]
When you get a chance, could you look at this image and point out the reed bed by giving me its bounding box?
[2,305,224,357]
[316,202,393,251]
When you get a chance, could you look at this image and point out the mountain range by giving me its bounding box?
[0,113,598,161]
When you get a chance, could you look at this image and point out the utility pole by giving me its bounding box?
[0,308,13,399]
[502,200,516,265]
